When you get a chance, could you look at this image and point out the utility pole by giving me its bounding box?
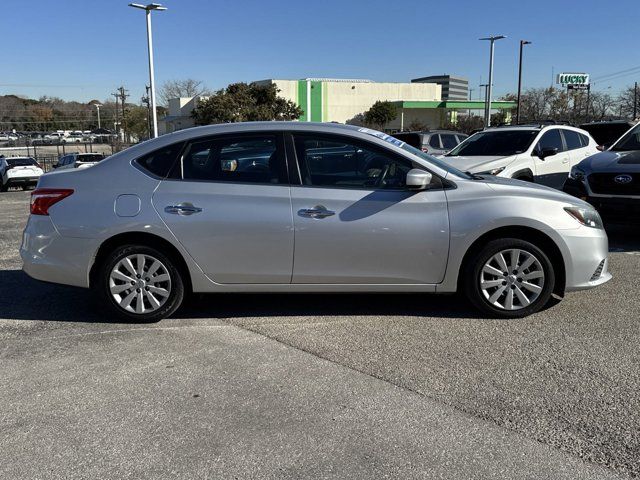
[117,86,129,143]
[111,91,120,142]
[480,35,506,127]
[516,40,531,125]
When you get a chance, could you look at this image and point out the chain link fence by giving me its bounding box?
[0,141,134,172]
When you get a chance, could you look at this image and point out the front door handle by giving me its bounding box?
[164,203,203,216]
[298,205,335,219]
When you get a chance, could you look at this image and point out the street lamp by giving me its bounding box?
[93,103,102,129]
[516,40,532,125]
[128,2,167,138]
[479,35,506,127]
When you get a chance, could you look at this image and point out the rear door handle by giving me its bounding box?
[298,205,335,219]
[164,203,203,216]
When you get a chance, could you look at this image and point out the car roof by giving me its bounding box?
[107,121,454,179]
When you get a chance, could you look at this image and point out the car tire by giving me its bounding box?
[0,182,7,192]
[463,238,555,318]
[96,244,185,322]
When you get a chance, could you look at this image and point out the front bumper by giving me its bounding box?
[20,215,99,288]
[559,225,612,292]
[6,176,40,186]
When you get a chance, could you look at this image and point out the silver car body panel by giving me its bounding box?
[21,122,611,295]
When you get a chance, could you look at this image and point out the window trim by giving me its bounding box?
[288,131,444,192]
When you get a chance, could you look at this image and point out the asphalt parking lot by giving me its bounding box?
[1,190,639,479]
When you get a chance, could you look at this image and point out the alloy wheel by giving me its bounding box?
[479,248,545,310]
[108,253,172,314]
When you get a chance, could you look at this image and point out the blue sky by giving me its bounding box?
[3,0,638,103]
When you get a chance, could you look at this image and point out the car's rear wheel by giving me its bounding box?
[97,245,184,322]
[463,238,555,318]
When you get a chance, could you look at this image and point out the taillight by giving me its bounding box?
[30,188,74,215]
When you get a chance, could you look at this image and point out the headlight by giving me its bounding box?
[477,166,506,176]
[564,206,603,229]
[569,166,585,181]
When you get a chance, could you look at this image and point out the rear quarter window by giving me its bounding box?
[135,142,185,178]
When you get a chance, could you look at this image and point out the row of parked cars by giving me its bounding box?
[394,121,639,221]
[0,152,105,191]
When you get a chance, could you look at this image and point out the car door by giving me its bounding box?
[533,128,571,189]
[562,129,589,167]
[152,133,294,284]
[289,132,450,284]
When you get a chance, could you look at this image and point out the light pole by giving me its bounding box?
[129,2,167,138]
[516,40,531,125]
[480,83,489,125]
[93,103,102,129]
[480,35,506,127]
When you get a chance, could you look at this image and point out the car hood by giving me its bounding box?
[476,173,592,208]
[439,155,516,173]
[579,150,640,172]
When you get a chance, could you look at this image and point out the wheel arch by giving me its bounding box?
[457,225,566,296]
[89,231,193,293]
[511,168,534,181]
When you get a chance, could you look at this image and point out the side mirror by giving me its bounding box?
[406,168,433,190]
[52,164,58,169]
[539,147,558,159]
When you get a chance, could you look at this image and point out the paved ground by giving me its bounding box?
[1,190,638,479]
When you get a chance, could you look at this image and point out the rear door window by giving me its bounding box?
[563,130,582,150]
[428,135,441,148]
[182,134,287,185]
[440,134,458,149]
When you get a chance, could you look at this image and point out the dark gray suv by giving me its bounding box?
[564,122,640,220]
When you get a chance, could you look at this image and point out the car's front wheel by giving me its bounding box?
[463,238,555,318]
[97,245,185,322]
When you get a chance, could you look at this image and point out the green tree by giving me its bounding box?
[363,101,398,129]
[192,82,302,125]
[124,105,151,141]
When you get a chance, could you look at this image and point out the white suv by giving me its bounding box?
[0,156,44,191]
[441,125,599,189]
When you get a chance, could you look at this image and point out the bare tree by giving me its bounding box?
[159,79,208,106]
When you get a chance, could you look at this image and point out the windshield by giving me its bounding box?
[77,154,104,162]
[7,157,37,167]
[399,142,472,179]
[447,130,538,157]
[610,124,640,151]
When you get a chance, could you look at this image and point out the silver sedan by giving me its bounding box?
[20,122,611,321]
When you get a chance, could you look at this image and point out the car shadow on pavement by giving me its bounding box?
[0,269,488,322]
[606,223,640,253]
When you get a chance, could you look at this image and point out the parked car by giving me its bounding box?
[0,156,43,191]
[61,132,85,143]
[439,125,599,189]
[54,153,106,170]
[392,130,468,155]
[564,121,640,220]
[21,122,611,322]
[579,120,636,150]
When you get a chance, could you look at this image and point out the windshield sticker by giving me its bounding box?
[358,127,405,147]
